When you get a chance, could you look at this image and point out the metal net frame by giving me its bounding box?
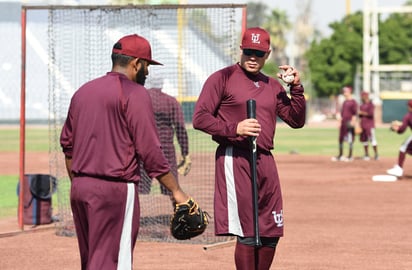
[22,4,245,245]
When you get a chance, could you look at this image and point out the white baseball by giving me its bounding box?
[281,73,294,84]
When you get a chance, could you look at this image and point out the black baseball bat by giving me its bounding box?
[246,99,261,247]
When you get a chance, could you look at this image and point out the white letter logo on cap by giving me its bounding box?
[251,33,261,44]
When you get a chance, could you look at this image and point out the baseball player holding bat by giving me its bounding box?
[60,34,192,270]
[193,27,306,270]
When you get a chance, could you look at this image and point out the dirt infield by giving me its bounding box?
[1,152,412,270]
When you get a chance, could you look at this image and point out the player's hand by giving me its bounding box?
[350,119,357,128]
[390,120,402,132]
[335,113,342,121]
[237,118,261,137]
[277,65,301,85]
[177,155,191,176]
[172,190,190,205]
[355,123,362,135]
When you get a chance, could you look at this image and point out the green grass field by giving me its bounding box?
[0,175,19,217]
[275,125,406,157]
[0,125,407,218]
[0,125,406,156]
[0,128,50,151]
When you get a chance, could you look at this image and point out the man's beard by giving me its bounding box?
[135,66,146,86]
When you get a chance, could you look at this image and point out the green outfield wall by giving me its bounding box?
[382,99,409,123]
[380,91,412,123]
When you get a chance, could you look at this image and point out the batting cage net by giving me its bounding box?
[22,4,245,244]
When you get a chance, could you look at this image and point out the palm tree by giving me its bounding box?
[246,1,269,27]
[263,9,291,65]
[294,0,315,71]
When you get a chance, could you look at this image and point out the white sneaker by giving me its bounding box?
[363,156,370,161]
[331,156,345,162]
[386,165,403,177]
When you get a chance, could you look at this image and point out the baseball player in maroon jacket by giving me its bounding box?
[358,91,379,160]
[332,86,358,161]
[193,27,306,270]
[60,34,190,270]
[138,69,191,196]
[387,100,412,177]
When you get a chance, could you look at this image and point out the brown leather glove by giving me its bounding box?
[177,155,191,176]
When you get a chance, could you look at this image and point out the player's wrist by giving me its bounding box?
[289,83,303,88]
[289,83,304,94]
[172,190,189,205]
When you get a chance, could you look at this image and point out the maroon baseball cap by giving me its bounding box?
[361,91,369,97]
[240,27,271,52]
[112,34,162,65]
[342,86,353,93]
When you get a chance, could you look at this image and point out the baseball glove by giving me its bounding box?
[354,123,362,135]
[170,197,209,240]
[177,155,191,176]
[390,120,402,131]
[346,120,354,130]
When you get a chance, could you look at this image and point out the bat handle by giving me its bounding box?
[246,99,261,247]
[247,99,256,119]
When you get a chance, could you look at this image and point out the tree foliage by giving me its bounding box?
[306,1,412,97]
[379,12,412,64]
[245,1,268,28]
[263,9,291,65]
[305,12,363,97]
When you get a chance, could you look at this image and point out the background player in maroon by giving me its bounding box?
[193,27,306,270]
[138,68,191,196]
[386,100,412,177]
[60,34,190,270]
[332,86,358,162]
[358,91,379,160]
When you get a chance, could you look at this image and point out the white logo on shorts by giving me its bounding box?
[272,210,284,227]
